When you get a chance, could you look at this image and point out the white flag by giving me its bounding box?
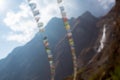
[29,3,36,10]
[57,0,62,4]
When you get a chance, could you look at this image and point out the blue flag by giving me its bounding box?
[29,3,36,10]
[33,10,40,17]
[59,6,64,12]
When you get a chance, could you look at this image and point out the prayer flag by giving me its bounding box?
[57,0,62,4]
[29,3,36,10]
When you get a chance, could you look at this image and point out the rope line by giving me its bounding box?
[57,0,77,80]
[27,0,55,80]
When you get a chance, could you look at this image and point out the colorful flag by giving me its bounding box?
[65,25,70,30]
[64,21,69,26]
[38,22,44,28]
[48,55,53,61]
[33,10,40,17]
[59,6,64,12]
[35,17,40,22]
[29,3,36,10]
[43,39,47,43]
[46,48,51,54]
[39,28,45,32]
[67,32,72,38]
[67,36,72,40]
[28,0,32,2]
[50,61,53,64]
[44,36,47,40]
[69,41,74,46]
[58,4,77,80]
[28,1,55,80]
[61,12,66,18]
[71,46,75,50]
[44,42,49,47]
[74,63,77,68]
[63,17,68,22]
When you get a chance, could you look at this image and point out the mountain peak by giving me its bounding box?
[81,11,94,18]
[0,11,99,80]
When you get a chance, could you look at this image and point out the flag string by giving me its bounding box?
[57,0,77,80]
[27,0,55,80]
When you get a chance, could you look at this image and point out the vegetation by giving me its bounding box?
[65,0,120,80]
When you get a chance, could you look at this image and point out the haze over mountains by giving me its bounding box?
[0,11,99,80]
[64,1,120,80]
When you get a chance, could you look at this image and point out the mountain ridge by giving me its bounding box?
[0,11,99,80]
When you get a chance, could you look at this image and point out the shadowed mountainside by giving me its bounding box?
[65,0,120,80]
[54,12,99,80]
[0,12,99,80]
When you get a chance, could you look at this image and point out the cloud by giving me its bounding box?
[3,0,115,44]
[36,0,84,19]
[4,3,37,44]
[3,0,83,44]
[98,0,115,9]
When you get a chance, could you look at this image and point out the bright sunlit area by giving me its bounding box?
[0,0,9,14]
[0,0,119,80]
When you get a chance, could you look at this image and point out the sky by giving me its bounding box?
[0,0,115,59]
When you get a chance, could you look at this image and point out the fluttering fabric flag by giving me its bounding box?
[39,28,45,32]
[57,0,62,4]
[33,10,40,17]
[38,22,44,28]
[43,36,55,80]
[28,0,32,2]
[67,32,72,38]
[35,17,40,22]
[27,0,55,80]
[29,3,36,10]
[65,25,70,30]
[59,6,65,12]
[57,0,77,80]
[63,17,68,22]
[61,12,66,18]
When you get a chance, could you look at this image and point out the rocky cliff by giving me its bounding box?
[54,12,99,80]
[65,0,120,80]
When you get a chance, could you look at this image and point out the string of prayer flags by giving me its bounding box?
[29,2,36,10]
[27,0,55,80]
[57,0,77,80]
[43,36,55,80]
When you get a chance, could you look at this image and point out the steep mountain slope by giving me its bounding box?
[0,12,99,80]
[0,17,68,80]
[65,0,120,80]
[54,12,99,80]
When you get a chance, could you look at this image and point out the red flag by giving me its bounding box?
[63,17,68,22]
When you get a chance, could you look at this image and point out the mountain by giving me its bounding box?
[0,11,99,80]
[0,17,70,80]
[54,11,99,80]
[65,0,120,80]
